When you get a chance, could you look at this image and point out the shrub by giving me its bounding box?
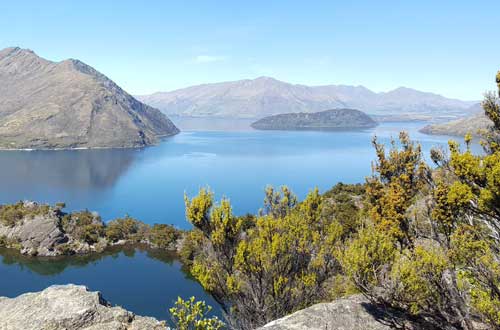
[105,216,143,242]
[149,224,180,249]
[169,296,224,330]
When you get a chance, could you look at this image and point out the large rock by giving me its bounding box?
[0,285,166,330]
[0,47,179,149]
[0,203,67,256]
[259,295,434,330]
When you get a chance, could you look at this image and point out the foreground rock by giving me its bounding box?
[0,285,166,330]
[251,109,377,131]
[0,47,179,149]
[259,294,436,330]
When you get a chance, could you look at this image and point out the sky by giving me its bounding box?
[1,1,499,100]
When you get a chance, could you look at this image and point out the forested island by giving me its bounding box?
[250,108,378,130]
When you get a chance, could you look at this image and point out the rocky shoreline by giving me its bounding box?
[0,201,181,257]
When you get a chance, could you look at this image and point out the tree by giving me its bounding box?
[184,186,350,329]
[343,71,500,329]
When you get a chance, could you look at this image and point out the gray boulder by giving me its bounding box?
[259,294,433,330]
[0,204,66,256]
[0,285,166,330]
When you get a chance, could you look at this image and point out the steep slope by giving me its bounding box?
[137,77,475,120]
[251,108,377,130]
[0,47,179,149]
[420,114,492,137]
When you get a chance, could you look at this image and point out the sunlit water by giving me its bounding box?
[0,119,476,321]
[0,121,468,228]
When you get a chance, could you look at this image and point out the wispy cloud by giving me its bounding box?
[193,55,227,64]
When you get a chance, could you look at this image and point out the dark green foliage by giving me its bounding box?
[105,216,143,242]
[61,210,105,245]
[149,224,181,249]
[323,182,365,198]
[322,183,364,237]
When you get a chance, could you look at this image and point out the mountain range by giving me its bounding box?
[0,47,179,149]
[137,77,478,120]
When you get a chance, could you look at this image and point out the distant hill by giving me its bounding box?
[420,113,492,137]
[0,47,179,149]
[137,77,476,120]
[251,109,377,131]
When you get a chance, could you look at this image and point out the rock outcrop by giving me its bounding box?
[0,285,166,330]
[0,201,180,257]
[251,109,377,131]
[0,47,179,149]
[0,202,104,256]
[259,294,436,330]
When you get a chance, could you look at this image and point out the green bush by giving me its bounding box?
[105,216,143,242]
[61,210,104,244]
[149,224,180,249]
[169,296,224,330]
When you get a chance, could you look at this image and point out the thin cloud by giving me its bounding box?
[193,55,227,64]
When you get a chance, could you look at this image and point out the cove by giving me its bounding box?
[0,246,221,322]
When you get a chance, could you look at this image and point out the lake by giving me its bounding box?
[0,120,473,321]
[0,246,220,323]
[0,121,466,228]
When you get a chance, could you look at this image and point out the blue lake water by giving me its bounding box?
[0,121,466,229]
[0,120,473,321]
[0,247,220,322]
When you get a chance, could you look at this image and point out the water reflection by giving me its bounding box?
[0,246,220,321]
[0,245,175,276]
[0,148,138,191]
[0,121,475,227]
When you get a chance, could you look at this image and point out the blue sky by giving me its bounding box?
[1,1,498,100]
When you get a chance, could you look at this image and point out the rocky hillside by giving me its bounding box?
[420,114,492,136]
[0,47,179,149]
[0,285,165,330]
[137,77,476,120]
[251,108,377,130]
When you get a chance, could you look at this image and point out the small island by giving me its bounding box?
[250,109,378,131]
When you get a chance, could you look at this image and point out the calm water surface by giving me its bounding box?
[0,247,220,322]
[0,120,473,321]
[0,121,465,228]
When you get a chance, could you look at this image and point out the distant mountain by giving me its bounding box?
[251,109,377,131]
[0,47,179,149]
[137,77,476,120]
[420,113,492,137]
